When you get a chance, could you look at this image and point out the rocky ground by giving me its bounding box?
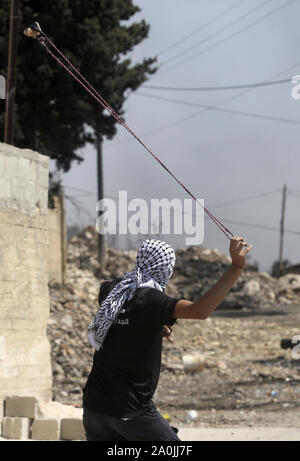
[47,226,300,428]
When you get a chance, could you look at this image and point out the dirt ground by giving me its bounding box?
[154,303,300,429]
[55,299,300,431]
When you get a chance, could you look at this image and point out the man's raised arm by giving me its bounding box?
[173,236,252,320]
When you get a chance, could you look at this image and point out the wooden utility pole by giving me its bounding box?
[96,135,105,269]
[278,184,287,276]
[4,0,19,144]
[59,193,67,287]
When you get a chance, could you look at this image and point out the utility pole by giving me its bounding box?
[4,0,19,144]
[96,135,105,269]
[278,184,287,277]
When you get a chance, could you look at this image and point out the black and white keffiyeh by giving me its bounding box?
[88,239,176,351]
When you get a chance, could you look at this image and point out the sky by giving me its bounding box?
[52,0,300,272]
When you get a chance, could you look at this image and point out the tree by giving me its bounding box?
[0,0,156,171]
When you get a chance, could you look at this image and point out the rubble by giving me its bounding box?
[186,410,198,423]
[182,353,206,372]
[59,225,300,311]
[0,396,83,441]
[47,226,300,426]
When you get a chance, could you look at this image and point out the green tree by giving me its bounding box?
[0,0,156,171]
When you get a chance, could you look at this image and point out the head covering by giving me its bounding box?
[88,239,176,350]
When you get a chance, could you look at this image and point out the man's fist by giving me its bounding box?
[230,236,252,269]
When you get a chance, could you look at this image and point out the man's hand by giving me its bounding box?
[230,236,252,269]
[163,325,174,342]
[173,237,253,320]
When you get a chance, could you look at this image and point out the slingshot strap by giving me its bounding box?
[24,23,235,240]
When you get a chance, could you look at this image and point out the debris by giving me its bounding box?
[186,410,198,423]
[266,390,279,397]
[217,360,227,371]
[244,280,260,296]
[182,353,206,372]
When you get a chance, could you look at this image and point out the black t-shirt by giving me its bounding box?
[82,279,180,417]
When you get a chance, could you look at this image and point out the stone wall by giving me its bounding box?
[48,195,67,286]
[0,142,52,402]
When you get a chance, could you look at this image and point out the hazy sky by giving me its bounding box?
[53,0,300,272]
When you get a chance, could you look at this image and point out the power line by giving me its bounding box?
[64,185,96,196]
[66,187,281,203]
[65,187,300,250]
[156,0,244,57]
[209,189,281,209]
[65,194,94,217]
[108,58,300,148]
[143,78,291,92]
[289,189,300,196]
[74,191,300,237]
[159,0,296,76]
[120,196,300,236]
[31,25,235,240]
[77,188,281,206]
[159,0,273,69]
[215,217,300,236]
[136,91,300,126]
[65,194,95,225]
[68,192,97,198]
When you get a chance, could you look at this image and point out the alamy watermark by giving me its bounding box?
[291,335,300,359]
[291,75,300,100]
[95,191,204,246]
[0,75,5,100]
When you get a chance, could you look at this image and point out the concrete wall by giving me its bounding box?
[48,195,67,286]
[0,142,52,401]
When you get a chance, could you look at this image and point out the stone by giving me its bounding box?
[264,288,276,301]
[217,360,227,370]
[0,399,3,422]
[244,280,260,296]
[60,418,85,440]
[5,396,40,418]
[31,418,60,441]
[2,417,30,439]
[182,353,206,372]
[60,313,73,330]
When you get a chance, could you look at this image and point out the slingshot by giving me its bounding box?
[24,22,240,242]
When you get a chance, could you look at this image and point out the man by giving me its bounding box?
[82,236,252,441]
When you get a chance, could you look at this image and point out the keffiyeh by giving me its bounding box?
[88,239,176,350]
